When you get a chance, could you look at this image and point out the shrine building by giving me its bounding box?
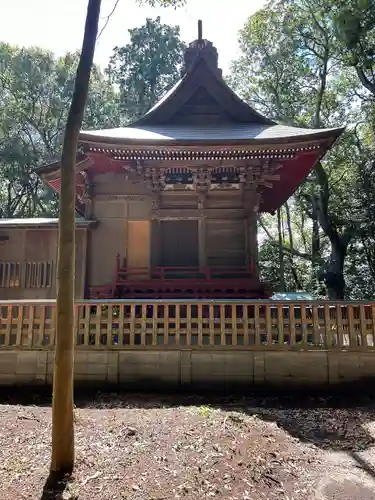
[0,26,343,301]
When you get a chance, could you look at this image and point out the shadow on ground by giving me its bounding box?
[40,473,76,500]
[2,385,375,495]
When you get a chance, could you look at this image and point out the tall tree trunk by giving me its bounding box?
[277,208,286,291]
[314,166,352,300]
[51,0,101,475]
[321,241,347,300]
[311,203,320,267]
[285,201,302,290]
[310,42,351,299]
[311,201,321,293]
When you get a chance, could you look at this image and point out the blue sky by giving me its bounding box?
[0,0,265,74]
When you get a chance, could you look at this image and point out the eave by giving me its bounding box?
[36,153,91,179]
[0,218,97,229]
[78,125,344,150]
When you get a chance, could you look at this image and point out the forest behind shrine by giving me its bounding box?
[0,0,374,300]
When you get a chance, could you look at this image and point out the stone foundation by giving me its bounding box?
[1,349,375,388]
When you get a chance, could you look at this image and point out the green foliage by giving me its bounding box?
[333,0,375,69]
[230,0,375,298]
[259,240,313,292]
[0,44,121,217]
[138,0,186,6]
[107,17,185,120]
[0,16,185,218]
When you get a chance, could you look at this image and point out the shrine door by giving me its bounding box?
[160,220,199,268]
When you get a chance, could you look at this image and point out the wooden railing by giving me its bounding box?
[116,265,255,281]
[0,261,54,289]
[115,255,256,282]
[0,299,375,350]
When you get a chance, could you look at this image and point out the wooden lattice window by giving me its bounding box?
[24,261,53,288]
[0,262,21,288]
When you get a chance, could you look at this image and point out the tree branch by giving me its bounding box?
[97,0,121,41]
[356,67,375,95]
[259,217,313,261]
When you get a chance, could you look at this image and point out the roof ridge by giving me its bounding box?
[131,52,273,127]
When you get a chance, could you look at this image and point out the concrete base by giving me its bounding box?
[1,349,375,388]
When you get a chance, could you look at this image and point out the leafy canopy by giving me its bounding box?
[0,44,121,217]
[230,0,375,298]
[107,17,185,120]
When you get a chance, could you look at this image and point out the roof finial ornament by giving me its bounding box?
[198,20,203,42]
[180,19,222,77]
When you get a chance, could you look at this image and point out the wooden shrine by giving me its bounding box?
[0,24,343,300]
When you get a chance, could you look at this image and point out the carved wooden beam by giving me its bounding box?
[75,170,95,218]
[192,168,211,214]
[239,160,283,214]
[151,191,162,218]
[81,170,94,200]
[132,161,282,209]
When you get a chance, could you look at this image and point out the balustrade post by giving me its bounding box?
[249,255,254,275]
[115,253,120,280]
[206,266,210,280]
[198,217,206,271]
[247,215,259,280]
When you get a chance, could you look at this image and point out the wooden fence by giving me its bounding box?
[0,299,375,350]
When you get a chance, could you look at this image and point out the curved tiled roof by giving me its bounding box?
[78,41,343,146]
[77,32,344,146]
[80,124,344,145]
[130,56,274,128]
[35,32,345,216]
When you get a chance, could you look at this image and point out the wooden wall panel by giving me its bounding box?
[0,227,86,299]
[205,191,243,209]
[160,220,199,267]
[127,221,150,276]
[75,229,86,298]
[0,230,25,262]
[25,230,55,261]
[161,192,197,208]
[93,172,150,196]
[0,229,55,299]
[128,199,152,220]
[93,200,126,218]
[90,219,126,285]
[151,220,161,267]
[206,220,246,266]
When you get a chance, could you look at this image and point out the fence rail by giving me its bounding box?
[0,300,375,350]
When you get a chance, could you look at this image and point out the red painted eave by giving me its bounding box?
[35,126,344,214]
[260,150,322,213]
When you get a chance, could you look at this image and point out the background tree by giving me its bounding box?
[0,44,121,218]
[107,17,185,120]
[230,0,374,299]
[334,0,375,296]
[333,0,375,96]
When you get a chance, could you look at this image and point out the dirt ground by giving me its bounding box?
[1,390,375,500]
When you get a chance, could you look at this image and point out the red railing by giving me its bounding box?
[115,255,255,283]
